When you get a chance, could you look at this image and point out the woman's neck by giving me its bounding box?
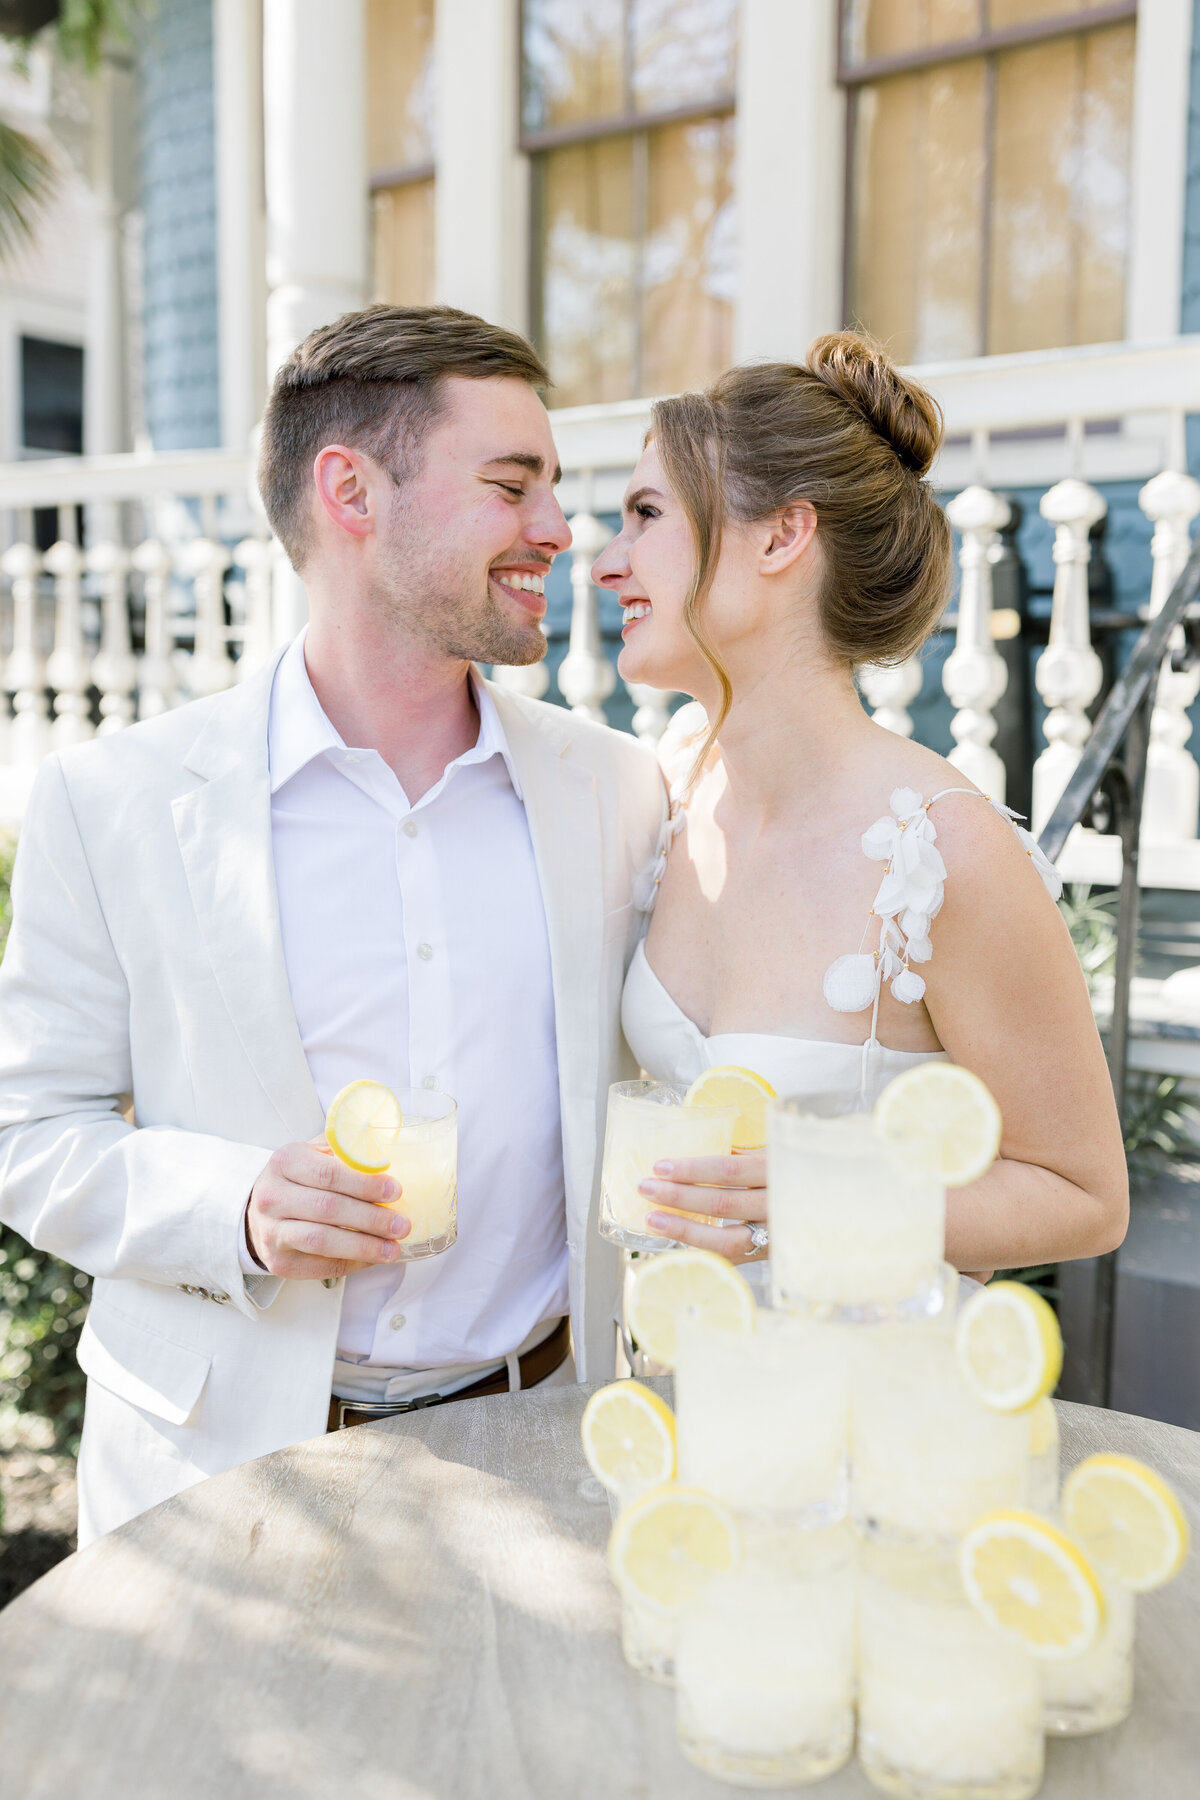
[705,649,875,823]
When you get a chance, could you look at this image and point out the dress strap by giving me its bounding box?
[824,783,1063,1022]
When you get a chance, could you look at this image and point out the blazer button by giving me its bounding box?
[177,1284,195,1295]
[322,1277,339,1289]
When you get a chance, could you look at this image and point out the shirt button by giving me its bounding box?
[389,1313,407,1331]
[402,819,418,838]
[417,942,433,961]
[422,1075,437,1090]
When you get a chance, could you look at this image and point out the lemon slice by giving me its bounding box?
[325,1079,403,1173]
[684,1065,776,1152]
[581,1381,676,1497]
[960,1509,1104,1660]
[1062,1454,1190,1592]
[626,1247,757,1370]
[607,1483,741,1611]
[955,1281,1063,1412]
[874,1062,1002,1186]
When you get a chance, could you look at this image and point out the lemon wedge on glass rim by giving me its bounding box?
[607,1483,741,1612]
[325,1079,403,1173]
[955,1281,1063,1413]
[874,1062,1003,1186]
[626,1247,757,1370]
[960,1509,1105,1660]
[684,1064,776,1152]
[581,1380,676,1499]
[1062,1454,1191,1592]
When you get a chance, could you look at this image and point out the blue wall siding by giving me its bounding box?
[139,0,220,451]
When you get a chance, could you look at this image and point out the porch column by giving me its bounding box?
[214,0,268,451]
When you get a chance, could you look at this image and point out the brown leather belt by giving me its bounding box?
[327,1315,571,1432]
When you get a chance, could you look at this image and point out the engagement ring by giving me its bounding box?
[747,1224,769,1253]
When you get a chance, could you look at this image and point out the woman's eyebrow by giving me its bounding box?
[624,485,665,510]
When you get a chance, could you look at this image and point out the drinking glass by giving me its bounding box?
[857,1542,1044,1800]
[675,1528,856,1787]
[599,1080,736,1251]
[375,1088,458,1259]
[1027,1397,1060,1515]
[675,1310,848,1526]
[1042,1571,1135,1736]
[768,1095,951,1321]
[851,1324,1030,1544]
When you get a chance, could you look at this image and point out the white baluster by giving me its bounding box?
[859,656,922,738]
[178,537,234,697]
[1032,478,1107,834]
[1138,468,1200,842]
[88,541,137,733]
[557,512,616,723]
[2,542,50,770]
[132,539,175,717]
[943,485,1011,802]
[624,681,674,743]
[44,539,94,748]
[232,537,278,680]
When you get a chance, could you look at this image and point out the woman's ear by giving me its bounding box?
[760,501,818,575]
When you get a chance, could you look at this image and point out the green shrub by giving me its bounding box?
[0,831,91,1453]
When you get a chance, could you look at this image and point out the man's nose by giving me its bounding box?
[530,492,572,557]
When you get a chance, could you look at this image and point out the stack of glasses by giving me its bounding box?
[582,1066,1189,1797]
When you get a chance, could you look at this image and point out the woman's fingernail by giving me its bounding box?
[653,1161,674,1176]
[381,1179,397,1200]
[388,1214,408,1235]
[638,1179,660,1196]
[646,1213,670,1230]
[381,1241,399,1259]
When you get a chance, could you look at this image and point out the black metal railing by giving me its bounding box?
[1038,535,1200,1406]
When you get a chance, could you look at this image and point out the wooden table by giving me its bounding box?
[0,1390,1196,1799]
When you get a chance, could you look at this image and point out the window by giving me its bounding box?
[841,1,1137,363]
[368,0,437,308]
[523,0,738,406]
[20,336,84,456]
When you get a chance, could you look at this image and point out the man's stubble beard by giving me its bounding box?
[374,497,548,668]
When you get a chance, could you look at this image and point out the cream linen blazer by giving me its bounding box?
[0,656,664,1544]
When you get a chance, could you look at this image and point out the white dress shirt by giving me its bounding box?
[265,633,568,1375]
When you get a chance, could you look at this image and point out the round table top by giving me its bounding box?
[0,1389,1196,1799]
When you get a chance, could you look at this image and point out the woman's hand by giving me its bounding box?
[640,1151,767,1263]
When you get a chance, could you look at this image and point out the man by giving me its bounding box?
[0,305,663,1545]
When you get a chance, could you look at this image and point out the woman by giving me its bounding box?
[592,332,1127,1279]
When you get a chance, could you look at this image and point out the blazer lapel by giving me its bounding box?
[488,684,604,1249]
[173,660,325,1144]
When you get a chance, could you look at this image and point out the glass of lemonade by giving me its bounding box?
[768,1095,950,1321]
[1042,1572,1135,1737]
[851,1325,1030,1543]
[599,1080,736,1251]
[376,1088,458,1259]
[675,1311,849,1526]
[675,1528,856,1787]
[857,1542,1044,1800]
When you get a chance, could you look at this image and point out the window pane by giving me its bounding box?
[522,0,626,133]
[640,116,736,395]
[367,0,436,172]
[631,0,737,113]
[849,61,986,364]
[988,23,1134,353]
[842,0,981,65]
[372,178,436,306]
[535,137,637,405]
[988,0,1093,27]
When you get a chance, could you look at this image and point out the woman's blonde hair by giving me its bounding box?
[650,331,953,759]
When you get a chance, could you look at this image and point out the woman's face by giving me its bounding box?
[591,441,745,703]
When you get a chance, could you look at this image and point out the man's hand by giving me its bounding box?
[245,1139,410,1279]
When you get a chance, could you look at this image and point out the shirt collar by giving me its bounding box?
[268,631,523,802]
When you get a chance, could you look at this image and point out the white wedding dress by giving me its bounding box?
[622,706,1062,1110]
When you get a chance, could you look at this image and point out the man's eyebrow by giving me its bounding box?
[482,452,563,484]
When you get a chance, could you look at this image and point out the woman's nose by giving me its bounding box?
[592,536,629,588]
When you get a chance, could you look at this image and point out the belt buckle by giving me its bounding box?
[335,1392,443,1429]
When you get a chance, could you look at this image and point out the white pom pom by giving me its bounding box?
[823,952,879,1014]
[891,968,926,1005]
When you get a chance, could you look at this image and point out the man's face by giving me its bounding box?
[370,375,571,666]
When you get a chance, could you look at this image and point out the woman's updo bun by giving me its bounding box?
[650,330,953,748]
[805,332,943,478]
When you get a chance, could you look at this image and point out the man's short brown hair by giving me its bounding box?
[258,304,551,566]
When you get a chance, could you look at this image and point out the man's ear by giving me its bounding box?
[313,444,374,541]
[760,501,817,575]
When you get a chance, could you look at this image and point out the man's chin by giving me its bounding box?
[476,624,548,669]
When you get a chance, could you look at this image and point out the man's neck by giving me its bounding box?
[301,616,481,805]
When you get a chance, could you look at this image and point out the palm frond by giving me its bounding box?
[0,119,54,263]
[55,0,147,69]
